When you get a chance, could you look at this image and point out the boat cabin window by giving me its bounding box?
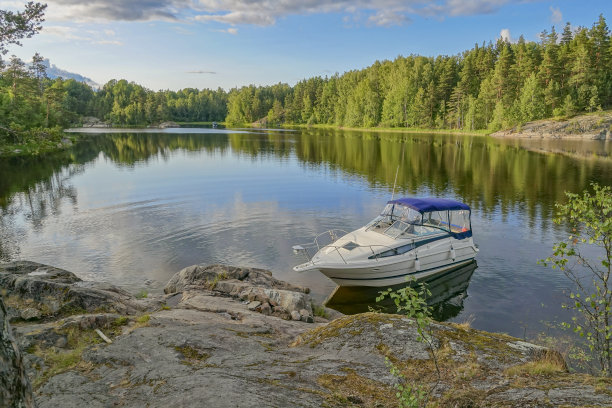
[384,221,411,238]
[423,211,450,232]
[449,210,471,233]
[369,243,414,259]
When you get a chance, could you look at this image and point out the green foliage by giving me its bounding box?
[136,314,150,324]
[0,126,68,155]
[113,316,129,327]
[384,357,428,408]
[224,15,611,131]
[135,290,148,299]
[540,183,612,376]
[1,7,611,141]
[0,2,46,55]
[377,282,432,341]
[311,301,328,318]
[377,280,437,407]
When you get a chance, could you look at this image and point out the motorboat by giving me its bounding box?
[292,197,478,287]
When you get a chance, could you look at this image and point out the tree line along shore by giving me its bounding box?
[1,15,610,154]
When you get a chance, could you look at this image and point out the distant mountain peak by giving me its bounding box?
[42,59,99,90]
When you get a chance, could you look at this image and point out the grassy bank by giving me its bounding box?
[227,122,491,136]
[286,123,491,136]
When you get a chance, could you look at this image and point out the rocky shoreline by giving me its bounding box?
[491,112,612,140]
[1,261,611,407]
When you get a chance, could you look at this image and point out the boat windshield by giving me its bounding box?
[367,203,472,239]
[366,204,422,238]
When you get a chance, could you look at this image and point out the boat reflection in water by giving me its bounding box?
[324,260,477,322]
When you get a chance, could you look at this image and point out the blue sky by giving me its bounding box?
[5,0,611,91]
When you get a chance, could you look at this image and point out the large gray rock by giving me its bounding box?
[158,121,179,129]
[1,297,35,407]
[4,262,609,407]
[28,309,612,408]
[164,264,308,294]
[0,261,149,321]
[164,264,313,321]
[491,112,612,140]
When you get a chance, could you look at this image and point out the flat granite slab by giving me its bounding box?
[2,261,611,407]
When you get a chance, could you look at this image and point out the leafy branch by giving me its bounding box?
[377,280,440,407]
[540,183,612,376]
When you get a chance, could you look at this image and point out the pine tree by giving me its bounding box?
[563,93,577,116]
[492,42,517,104]
[569,28,595,109]
[590,15,611,106]
[561,22,573,45]
[518,73,546,122]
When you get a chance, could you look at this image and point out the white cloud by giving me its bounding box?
[42,25,84,41]
[40,0,525,27]
[210,27,239,34]
[367,10,410,27]
[173,26,196,35]
[499,28,512,42]
[442,0,511,16]
[96,40,123,46]
[549,6,562,23]
[41,25,123,46]
[195,11,275,26]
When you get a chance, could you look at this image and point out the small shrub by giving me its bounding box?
[113,316,129,326]
[505,358,565,377]
[385,357,428,408]
[135,290,148,299]
[454,314,475,331]
[539,183,612,376]
[136,314,150,324]
[377,279,438,407]
[311,301,328,318]
[207,272,228,290]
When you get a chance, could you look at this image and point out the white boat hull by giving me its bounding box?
[296,235,478,287]
[320,258,475,287]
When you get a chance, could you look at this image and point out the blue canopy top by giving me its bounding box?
[387,197,470,213]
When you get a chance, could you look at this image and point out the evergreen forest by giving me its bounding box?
[1,14,610,143]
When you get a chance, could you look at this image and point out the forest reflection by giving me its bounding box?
[1,129,611,237]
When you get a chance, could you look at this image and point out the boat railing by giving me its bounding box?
[313,229,350,251]
[293,238,399,266]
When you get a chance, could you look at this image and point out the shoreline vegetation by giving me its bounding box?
[2,110,610,158]
[2,14,611,157]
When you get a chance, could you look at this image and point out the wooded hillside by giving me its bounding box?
[1,15,610,141]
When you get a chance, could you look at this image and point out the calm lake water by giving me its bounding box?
[1,128,611,339]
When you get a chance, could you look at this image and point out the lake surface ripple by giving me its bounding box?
[1,128,611,338]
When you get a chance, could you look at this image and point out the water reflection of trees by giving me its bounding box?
[291,130,612,219]
[93,133,232,166]
[87,130,612,223]
[0,166,80,260]
[1,130,611,260]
